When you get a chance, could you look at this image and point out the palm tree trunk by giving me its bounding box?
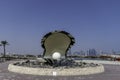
[3,45,6,57]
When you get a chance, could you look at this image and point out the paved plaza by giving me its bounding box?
[0,61,120,80]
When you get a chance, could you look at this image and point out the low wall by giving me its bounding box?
[79,60,120,65]
[8,62,104,76]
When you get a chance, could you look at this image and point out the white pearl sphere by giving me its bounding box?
[52,52,61,60]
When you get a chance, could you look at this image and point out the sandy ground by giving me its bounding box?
[0,60,120,80]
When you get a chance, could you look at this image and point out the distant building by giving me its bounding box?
[87,49,97,56]
[72,50,85,57]
[79,50,85,56]
[73,51,80,56]
[111,50,116,55]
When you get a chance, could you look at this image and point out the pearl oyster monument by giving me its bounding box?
[8,30,104,76]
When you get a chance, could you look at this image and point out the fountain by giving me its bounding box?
[8,30,104,76]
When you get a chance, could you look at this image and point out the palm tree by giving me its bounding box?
[0,40,9,57]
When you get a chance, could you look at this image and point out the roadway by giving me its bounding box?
[0,61,120,80]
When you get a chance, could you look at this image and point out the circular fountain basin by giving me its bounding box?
[8,61,104,76]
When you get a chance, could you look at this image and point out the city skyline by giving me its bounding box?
[0,0,120,54]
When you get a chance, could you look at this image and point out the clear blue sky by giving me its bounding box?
[0,0,120,54]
